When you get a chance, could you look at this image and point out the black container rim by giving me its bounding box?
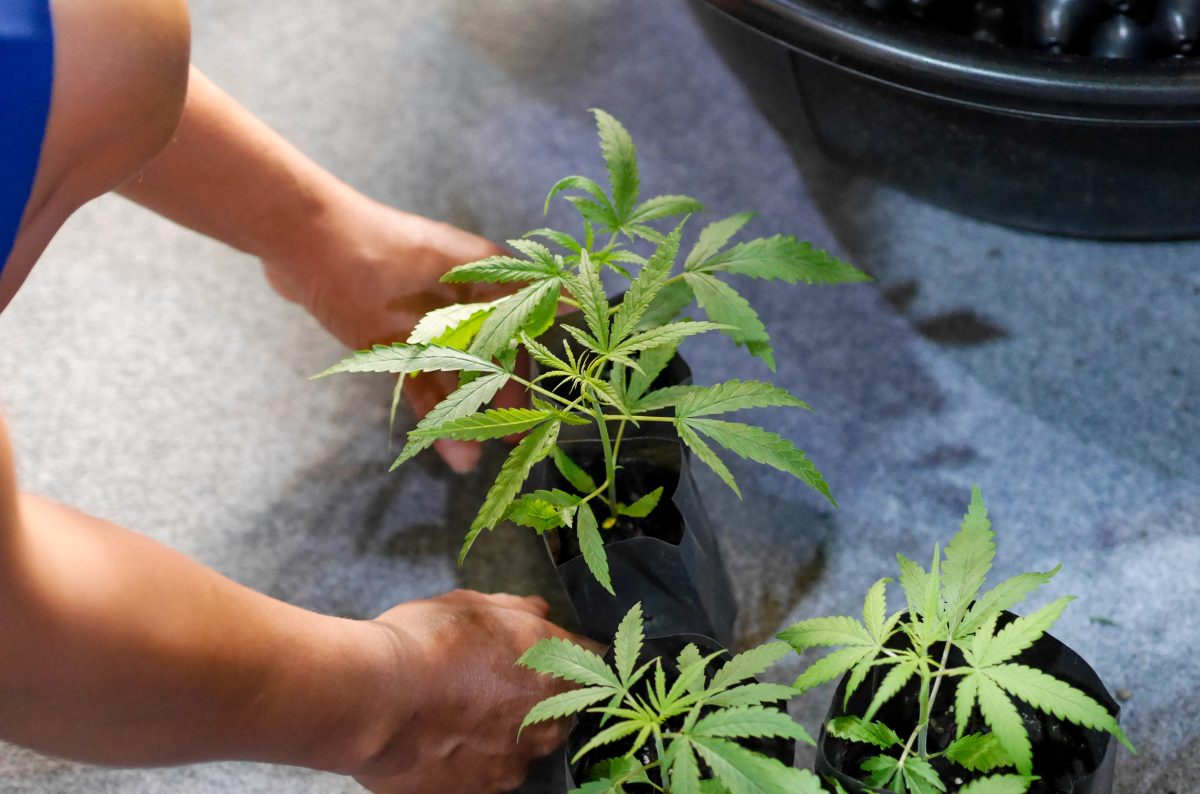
[699,0,1200,123]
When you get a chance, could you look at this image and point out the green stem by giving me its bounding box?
[591,397,618,517]
[918,640,955,757]
[653,729,669,791]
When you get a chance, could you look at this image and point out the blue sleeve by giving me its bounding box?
[0,0,55,273]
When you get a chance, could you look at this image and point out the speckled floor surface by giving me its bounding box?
[0,1,1197,792]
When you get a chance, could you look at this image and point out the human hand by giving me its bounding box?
[262,190,522,472]
[350,590,597,794]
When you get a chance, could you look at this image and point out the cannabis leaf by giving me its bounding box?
[391,371,510,468]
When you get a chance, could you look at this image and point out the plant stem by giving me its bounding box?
[653,729,669,792]
[918,640,955,757]
[591,396,618,516]
[608,419,627,512]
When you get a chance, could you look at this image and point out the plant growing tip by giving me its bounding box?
[316,110,867,592]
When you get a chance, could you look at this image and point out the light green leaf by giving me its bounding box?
[523,332,574,375]
[625,341,680,402]
[955,672,980,738]
[505,494,569,533]
[631,194,705,224]
[693,706,813,744]
[619,487,663,518]
[862,578,892,643]
[564,250,611,348]
[461,420,560,561]
[956,775,1035,794]
[942,486,996,624]
[685,272,775,370]
[690,234,869,285]
[613,603,644,685]
[676,421,740,498]
[985,664,1131,751]
[552,445,597,494]
[978,597,1074,667]
[793,646,875,694]
[442,254,561,284]
[689,736,809,794]
[944,732,1014,773]
[592,109,640,220]
[518,636,620,688]
[391,371,510,469]
[522,687,613,729]
[976,675,1032,776]
[572,719,648,764]
[860,754,901,790]
[676,644,706,698]
[637,278,695,330]
[669,738,702,794]
[576,502,613,595]
[408,299,505,346]
[410,407,553,441]
[632,384,701,413]
[524,227,582,253]
[674,380,811,419]
[315,343,503,378]
[710,641,792,691]
[864,658,918,721]
[469,279,561,360]
[544,174,613,217]
[778,616,874,650]
[681,419,834,506]
[897,554,932,619]
[902,755,946,794]
[707,683,799,708]
[827,716,901,749]
[959,567,1061,639]
[685,212,757,270]
[610,321,728,357]
[610,222,683,344]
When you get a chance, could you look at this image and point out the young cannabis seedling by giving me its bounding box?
[316,109,868,593]
[779,488,1133,794]
[518,602,825,794]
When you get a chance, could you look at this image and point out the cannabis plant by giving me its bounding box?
[317,109,868,593]
[779,488,1133,794]
[519,602,824,794]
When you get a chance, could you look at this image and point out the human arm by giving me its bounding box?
[0,418,573,792]
[119,68,509,472]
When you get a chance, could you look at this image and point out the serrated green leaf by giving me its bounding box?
[944,732,1014,773]
[544,174,613,217]
[468,278,561,360]
[619,487,663,518]
[567,196,621,235]
[708,683,799,708]
[315,343,503,378]
[631,194,705,224]
[611,321,728,358]
[632,384,700,413]
[552,445,597,494]
[572,718,648,764]
[779,615,874,650]
[505,494,568,533]
[576,501,613,595]
[710,641,792,691]
[624,341,680,403]
[976,675,1032,776]
[611,222,683,345]
[592,109,640,221]
[902,755,946,794]
[978,597,1074,667]
[613,603,644,686]
[522,687,613,729]
[693,706,813,744]
[689,736,808,794]
[827,716,902,749]
[681,418,834,506]
[676,419,741,498]
[565,250,611,348]
[669,738,703,794]
[955,672,980,738]
[524,227,583,253]
[862,578,891,643]
[843,654,879,710]
[408,299,504,346]
[391,371,510,469]
[897,554,932,619]
[410,407,553,441]
[793,646,875,694]
[442,254,560,284]
[686,212,757,270]
[676,644,706,698]
[685,272,775,370]
[985,664,1131,750]
[942,486,996,624]
[461,420,560,561]
[674,380,812,419]
[861,754,901,789]
[958,567,1061,639]
[518,636,620,688]
[690,234,869,285]
[864,658,918,721]
[956,774,1035,794]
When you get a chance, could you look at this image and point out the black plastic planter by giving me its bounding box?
[692,0,1200,239]
[814,616,1120,792]
[535,436,738,647]
[563,634,795,790]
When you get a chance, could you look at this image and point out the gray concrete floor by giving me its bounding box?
[0,1,1197,791]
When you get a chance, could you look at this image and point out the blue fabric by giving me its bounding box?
[0,0,54,275]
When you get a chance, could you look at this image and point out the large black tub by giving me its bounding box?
[692,0,1200,240]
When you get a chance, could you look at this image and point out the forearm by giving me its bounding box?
[0,491,406,771]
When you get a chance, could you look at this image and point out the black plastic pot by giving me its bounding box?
[692,0,1200,239]
[564,634,796,790]
[535,436,738,647]
[814,615,1120,792]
